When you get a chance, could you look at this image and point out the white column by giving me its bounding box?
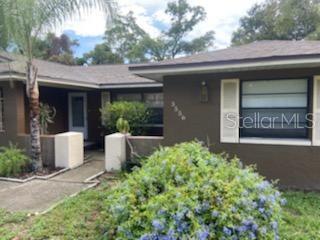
[55,132,84,169]
[105,133,126,172]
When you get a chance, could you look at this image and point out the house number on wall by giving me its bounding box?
[171,101,186,121]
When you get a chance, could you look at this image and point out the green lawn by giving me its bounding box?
[1,183,320,239]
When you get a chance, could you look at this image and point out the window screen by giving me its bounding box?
[240,79,309,138]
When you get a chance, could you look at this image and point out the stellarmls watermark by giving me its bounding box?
[226,112,316,129]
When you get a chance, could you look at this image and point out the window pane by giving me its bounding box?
[240,79,309,139]
[241,108,308,123]
[144,93,163,108]
[242,93,307,108]
[242,79,308,94]
[241,128,308,138]
[72,97,84,127]
[116,93,142,102]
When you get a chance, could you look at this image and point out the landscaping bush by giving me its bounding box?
[101,101,150,135]
[98,142,285,240]
[0,144,30,177]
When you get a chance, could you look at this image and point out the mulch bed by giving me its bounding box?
[6,167,63,180]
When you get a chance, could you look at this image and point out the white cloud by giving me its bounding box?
[56,0,265,49]
[55,8,107,37]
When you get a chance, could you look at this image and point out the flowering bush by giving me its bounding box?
[99,142,285,239]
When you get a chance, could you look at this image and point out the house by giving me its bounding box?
[130,40,320,190]
[0,52,163,165]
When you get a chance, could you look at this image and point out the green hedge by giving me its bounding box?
[0,144,30,177]
[98,142,285,239]
[101,101,150,135]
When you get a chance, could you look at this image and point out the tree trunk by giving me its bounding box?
[26,60,42,170]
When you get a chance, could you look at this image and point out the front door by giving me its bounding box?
[68,92,88,139]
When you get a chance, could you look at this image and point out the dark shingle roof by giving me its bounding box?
[0,52,155,87]
[129,40,320,70]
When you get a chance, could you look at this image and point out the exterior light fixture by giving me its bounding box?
[200,81,209,103]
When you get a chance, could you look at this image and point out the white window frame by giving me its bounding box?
[0,88,4,132]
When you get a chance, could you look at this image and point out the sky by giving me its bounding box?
[55,0,264,57]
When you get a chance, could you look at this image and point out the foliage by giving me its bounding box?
[103,11,148,63]
[85,0,215,64]
[116,117,130,134]
[101,101,150,135]
[0,0,115,168]
[84,43,123,64]
[0,183,319,239]
[0,144,30,177]
[280,191,320,239]
[98,142,284,239]
[0,0,115,59]
[0,179,120,240]
[33,33,78,65]
[39,102,56,135]
[232,0,320,45]
[0,209,28,240]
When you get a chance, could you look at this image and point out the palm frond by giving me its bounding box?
[0,0,117,57]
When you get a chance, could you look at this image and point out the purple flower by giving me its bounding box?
[280,198,287,206]
[271,221,278,230]
[260,226,267,235]
[211,210,219,217]
[248,232,256,240]
[202,201,210,210]
[153,219,165,232]
[258,208,265,214]
[257,181,270,191]
[158,209,166,215]
[198,229,210,240]
[252,223,258,231]
[140,234,151,240]
[176,221,189,233]
[236,225,247,233]
[223,227,232,236]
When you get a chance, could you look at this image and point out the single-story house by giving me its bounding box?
[130,40,320,190]
[0,52,163,165]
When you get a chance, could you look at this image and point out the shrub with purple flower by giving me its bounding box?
[99,142,283,239]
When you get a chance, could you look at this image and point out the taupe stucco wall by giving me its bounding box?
[0,81,26,146]
[163,67,320,190]
[126,136,164,160]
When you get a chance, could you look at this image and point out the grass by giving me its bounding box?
[1,184,320,239]
[0,179,117,240]
[280,191,320,239]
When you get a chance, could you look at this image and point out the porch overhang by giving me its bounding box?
[0,74,163,90]
[129,56,320,81]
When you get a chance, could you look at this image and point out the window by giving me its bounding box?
[114,92,164,126]
[0,88,4,131]
[144,93,163,108]
[144,93,163,125]
[240,79,309,139]
[116,93,142,102]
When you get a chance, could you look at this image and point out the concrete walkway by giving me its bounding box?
[0,155,105,213]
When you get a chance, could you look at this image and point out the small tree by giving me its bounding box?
[0,0,115,170]
[101,101,150,135]
[39,103,56,135]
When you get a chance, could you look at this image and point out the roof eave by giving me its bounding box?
[0,73,163,89]
[129,57,320,81]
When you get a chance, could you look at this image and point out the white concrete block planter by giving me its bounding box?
[55,132,84,169]
[105,133,127,172]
